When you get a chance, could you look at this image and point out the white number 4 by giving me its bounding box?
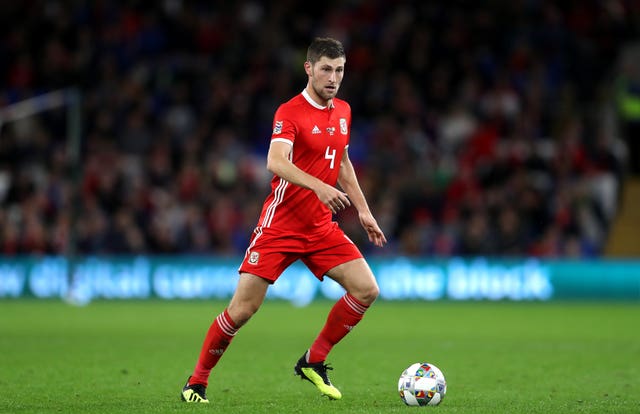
[325,146,336,169]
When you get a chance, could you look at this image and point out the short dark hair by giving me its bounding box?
[307,37,345,64]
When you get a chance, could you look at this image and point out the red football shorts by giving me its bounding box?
[238,222,363,283]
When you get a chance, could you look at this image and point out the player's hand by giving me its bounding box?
[315,184,351,214]
[359,213,387,247]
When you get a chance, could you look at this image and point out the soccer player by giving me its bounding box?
[181,37,387,403]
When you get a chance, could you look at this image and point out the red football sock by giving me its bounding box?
[190,309,238,387]
[308,293,369,363]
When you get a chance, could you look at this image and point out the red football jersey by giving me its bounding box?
[256,89,352,234]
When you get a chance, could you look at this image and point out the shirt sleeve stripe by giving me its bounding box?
[272,138,293,146]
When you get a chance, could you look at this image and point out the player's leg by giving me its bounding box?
[294,222,379,398]
[308,257,379,363]
[294,258,377,400]
[190,272,269,384]
[226,272,271,326]
[182,273,269,403]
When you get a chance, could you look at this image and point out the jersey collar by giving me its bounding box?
[302,89,334,110]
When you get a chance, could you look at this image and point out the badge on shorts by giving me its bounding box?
[248,251,260,265]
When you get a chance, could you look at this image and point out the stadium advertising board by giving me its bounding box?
[0,256,638,304]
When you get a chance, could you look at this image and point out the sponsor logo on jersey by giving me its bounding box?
[209,348,225,356]
[340,118,348,134]
[312,125,321,134]
[273,121,283,135]
[326,127,335,136]
[248,251,260,264]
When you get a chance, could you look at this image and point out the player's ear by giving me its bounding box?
[304,61,312,77]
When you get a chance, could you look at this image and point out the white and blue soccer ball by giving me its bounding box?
[398,362,447,406]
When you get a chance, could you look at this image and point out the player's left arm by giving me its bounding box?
[337,147,387,247]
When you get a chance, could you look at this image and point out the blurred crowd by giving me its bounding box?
[0,1,638,258]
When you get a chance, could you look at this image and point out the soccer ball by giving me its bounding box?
[398,362,447,406]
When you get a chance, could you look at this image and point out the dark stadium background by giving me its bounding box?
[1,1,638,260]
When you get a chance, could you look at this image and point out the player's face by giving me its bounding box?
[307,56,345,103]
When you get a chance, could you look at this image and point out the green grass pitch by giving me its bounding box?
[0,299,638,413]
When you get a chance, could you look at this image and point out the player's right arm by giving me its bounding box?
[266,140,351,214]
